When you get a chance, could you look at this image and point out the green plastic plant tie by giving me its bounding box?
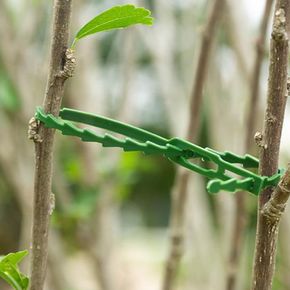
[35,106,283,195]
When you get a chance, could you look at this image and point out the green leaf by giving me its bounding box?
[72,4,153,47]
[0,251,29,290]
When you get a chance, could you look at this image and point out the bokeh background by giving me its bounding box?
[1,0,290,289]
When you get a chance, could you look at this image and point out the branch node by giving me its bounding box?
[272,9,287,41]
[49,193,55,215]
[287,76,290,96]
[57,48,76,79]
[262,200,285,221]
[28,117,43,143]
[254,131,264,148]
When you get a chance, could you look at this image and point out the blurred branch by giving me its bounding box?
[0,5,37,253]
[66,17,121,288]
[137,0,185,133]
[88,184,119,290]
[117,30,138,121]
[29,1,73,289]
[187,1,224,141]
[0,118,34,266]
[279,208,290,288]
[0,1,43,260]
[224,0,252,82]
[226,1,274,290]
[246,0,274,151]
[251,1,290,289]
[0,1,17,71]
[47,230,73,290]
[0,1,45,118]
[162,1,224,290]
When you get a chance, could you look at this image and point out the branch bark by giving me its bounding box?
[226,1,274,289]
[29,1,73,290]
[251,1,290,289]
[162,1,224,290]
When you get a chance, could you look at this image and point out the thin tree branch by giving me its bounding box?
[262,164,290,220]
[162,1,224,289]
[247,0,274,151]
[251,1,290,289]
[29,1,73,290]
[224,0,252,83]
[226,1,274,289]
[187,0,224,141]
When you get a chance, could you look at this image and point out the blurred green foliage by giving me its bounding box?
[0,65,20,112]
[0,174,21,254]
[117,123,176,227]
[51,140,100,247]
[51,122,176,236]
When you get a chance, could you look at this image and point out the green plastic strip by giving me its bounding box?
[60,108,168,145]
[35,107,282,195]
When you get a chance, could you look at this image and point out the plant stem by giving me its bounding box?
[186,0,224,141]
[162,1,224,289]
[29,1,73,290]
[251,1,290,289]
[226,1,274,289]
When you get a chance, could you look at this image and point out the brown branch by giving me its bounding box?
[262,165,290,220]
[29,1,73,290]
[226,1,274,290]
[251,1,290,290]
[162,1,224,289]
[224,1,251,83]
[246,0,274,151]
[187,0,224,141]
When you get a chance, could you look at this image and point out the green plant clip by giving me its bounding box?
[35,107,282,196]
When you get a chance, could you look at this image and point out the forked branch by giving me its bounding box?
[251,1,290,289]
[226,1,274,289]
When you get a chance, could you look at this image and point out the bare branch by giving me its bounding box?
[262,165,290,220]
[187,0,224,141]
[29,1,73,289]
[251,1,290,289]
[247,0,274,151]
[226,1,274,290]
[162,1,224,289]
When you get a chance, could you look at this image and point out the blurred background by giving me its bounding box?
[1,0,290,289]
